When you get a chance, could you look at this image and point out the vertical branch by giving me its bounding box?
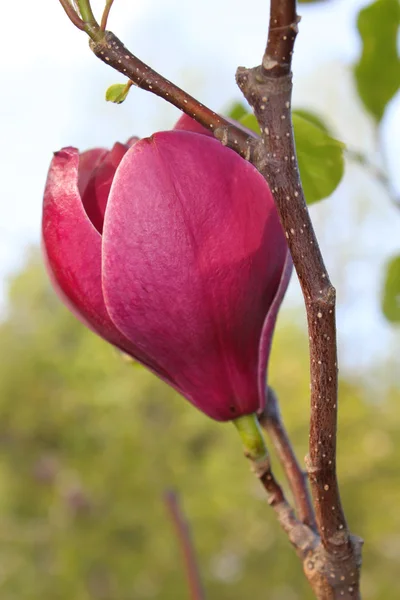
[236,0,346,552]
[264,0,298,75]
[235,0,363,596]
[164,491,206,600]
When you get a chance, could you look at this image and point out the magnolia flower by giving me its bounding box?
[42,115,292,421]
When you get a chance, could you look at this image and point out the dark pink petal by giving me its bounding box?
[43,147,177,387]
[77,148,108,197]
[43,148,119,335]
[43,148,164,371]
[81,142,129,233]
[102,131,288,421]
[257,250,292,407]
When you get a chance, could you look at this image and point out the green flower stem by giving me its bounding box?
[75,0,103,41]
[75,0,96,23]
[233,413,268,464]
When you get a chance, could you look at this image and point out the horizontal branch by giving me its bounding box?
[90,32,257,160]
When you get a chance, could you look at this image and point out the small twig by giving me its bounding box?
[163,491,205,600]
[258,387,316,530]
[234,416,316,556]
[244,448,316,558]
[346,148,400,209]
[60,0,103,40]
[101,0,115,31]
[59,0,86,30]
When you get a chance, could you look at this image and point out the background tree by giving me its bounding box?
[0,251,399,599]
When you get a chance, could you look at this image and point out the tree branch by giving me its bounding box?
[89,32,258,159]
[236,33,346,557]
[163,490,205,600]
[235,1,363,597]
[59,0,86,30]
[258,387,315,530]
[234,415,317,558]
[264,0,298,76]
[242,441,317,560]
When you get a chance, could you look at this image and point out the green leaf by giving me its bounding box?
[292,109,330,134]
[239,113,261,135]
[239,112,345,205]
[354,0,400,121]
[105,82,131,104]
[225,101,248,121]
[382,255,400,323]
[292,113,345,205]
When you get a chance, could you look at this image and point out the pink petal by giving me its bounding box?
[126,136,140,147]
[103,131,288,421]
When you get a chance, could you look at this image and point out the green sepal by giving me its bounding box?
[233,414,268,463]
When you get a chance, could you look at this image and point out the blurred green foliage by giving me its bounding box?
[0,250,399,599]
[354,0,400,121]
[382,254,400,323]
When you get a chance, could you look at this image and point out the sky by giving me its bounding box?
[0,0,399,377]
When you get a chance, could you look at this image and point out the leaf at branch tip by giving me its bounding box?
[382,255,400,323]
[105,83,131,104]
[354,0,400,121]
[239,112,345,205]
